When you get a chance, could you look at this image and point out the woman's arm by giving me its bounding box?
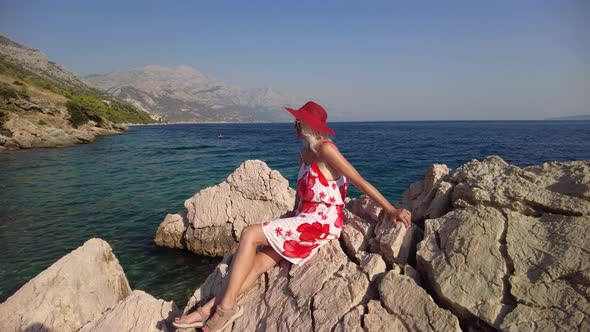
[319,143,411,228]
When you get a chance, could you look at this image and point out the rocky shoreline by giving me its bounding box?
[0,112,128,152]
[0,79,130,152]
[1,155,588,331]
[0,34,154,152]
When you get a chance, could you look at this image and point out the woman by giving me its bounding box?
[174,101,412,331]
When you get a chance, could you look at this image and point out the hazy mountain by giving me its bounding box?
[85,65,305,122]
[544,114,590,121]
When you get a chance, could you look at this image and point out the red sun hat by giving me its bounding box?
[285,101,336,136]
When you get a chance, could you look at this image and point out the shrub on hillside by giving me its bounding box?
[18,86,30,100]
[0,84,18,100]
[66,99,89,127]
[0,83,31,101]
[67,94,153,124]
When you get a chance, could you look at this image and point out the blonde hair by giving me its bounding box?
[299,123,332,153]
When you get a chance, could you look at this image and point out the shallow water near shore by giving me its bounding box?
[1,120,589,307]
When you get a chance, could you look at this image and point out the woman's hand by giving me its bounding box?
[387,208,412,229]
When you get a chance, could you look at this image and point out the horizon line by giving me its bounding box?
[127,118,590,126]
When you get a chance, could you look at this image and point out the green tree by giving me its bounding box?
[65,99,89,127]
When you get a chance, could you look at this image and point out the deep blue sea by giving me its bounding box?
[1,121,589,307]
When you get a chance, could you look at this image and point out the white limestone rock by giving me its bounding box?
[0,238,132,332]
[416,156,590,331]
[78,290,180,332]
[363,300,408,332]
[340,208,374,259]
[369,215,422,266]
[155,212,188,249]
[402,163,453,221]
[417,206,508,326]
[378,270,462,332]
[359,252,387,282]
[155,160,296,256]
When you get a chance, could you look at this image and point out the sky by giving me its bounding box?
[1,0,588,121]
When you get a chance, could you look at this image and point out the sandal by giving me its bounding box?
[172,306,210,329]
[202,304,244,332]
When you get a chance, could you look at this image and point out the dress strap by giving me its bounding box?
[310,160,330,186]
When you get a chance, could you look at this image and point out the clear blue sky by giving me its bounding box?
[1,0,588,120]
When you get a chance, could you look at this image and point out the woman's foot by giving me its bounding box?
[202,304,243,332]
[173,305,211,328]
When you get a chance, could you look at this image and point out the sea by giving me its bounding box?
[1,120,589,307]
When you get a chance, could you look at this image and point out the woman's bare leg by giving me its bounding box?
[202,224,272,331]
[220,224,271,306]
[176,230,279,324]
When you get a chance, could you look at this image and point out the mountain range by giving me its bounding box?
[85,65,305,123]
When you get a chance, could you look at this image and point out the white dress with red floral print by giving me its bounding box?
[261,156,348,265]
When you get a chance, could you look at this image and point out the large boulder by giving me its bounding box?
[416,156,590,331]
[500,211,590,331]
[0,238,184,332]
[0,238,132,332]
[78,290,180,332]
[369,213,423,266]
[377,270,462,331]
[155,160,296,256]
[155,212,189,249]
[340,209,374,260]
[417,205,509,325]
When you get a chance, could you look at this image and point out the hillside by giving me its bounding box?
[85,65,304,123]
[0,34,156,151]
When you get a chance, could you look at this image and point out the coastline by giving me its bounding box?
[125,118,590,127]
[0,120,128,152]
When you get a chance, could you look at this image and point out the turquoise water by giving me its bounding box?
[1,121,589,306]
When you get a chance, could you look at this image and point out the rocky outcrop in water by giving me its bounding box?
[0,238,180,332]
[0,239,133,332]
[0,75,129,151]
[0,105,127,151]
[155,160,296,256]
